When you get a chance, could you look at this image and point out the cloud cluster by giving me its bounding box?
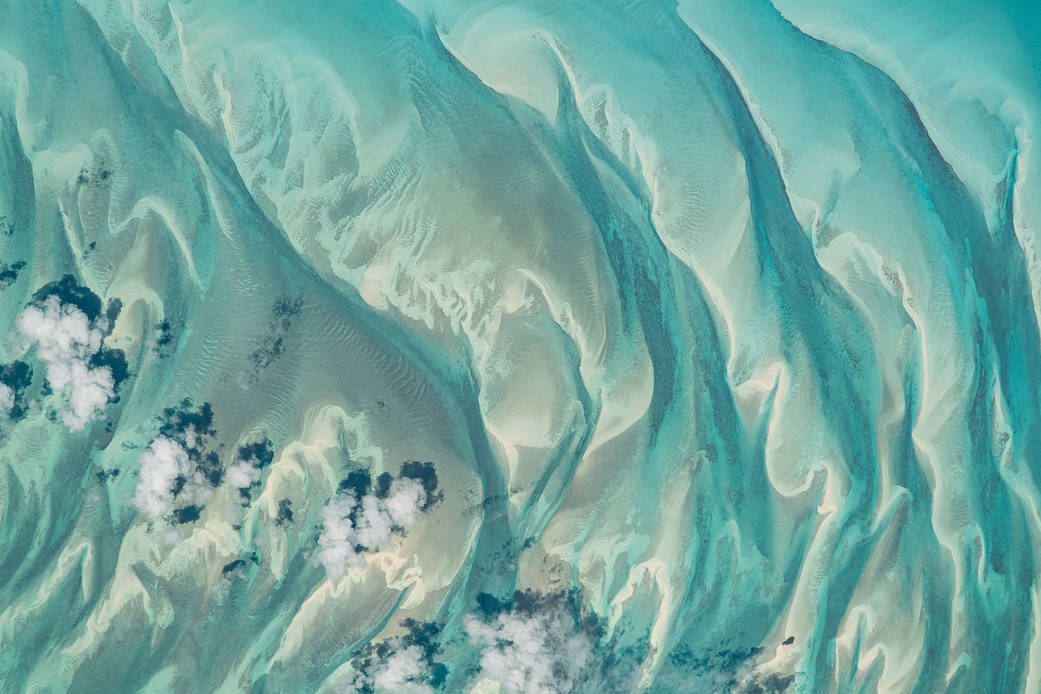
[15,294,116,431]
[367,645,434,694]
[465,603,595,694]
[345,619,447,694]
[227,439,275,503]
[133,436,190,518]
[318,475,430,578]
[0,383,13,419]
[132,401,224,523]
[133,431,220,520]
[226,458,261,490]
[0,360,33,423]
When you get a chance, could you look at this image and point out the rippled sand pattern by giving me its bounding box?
[1,1,1039,692]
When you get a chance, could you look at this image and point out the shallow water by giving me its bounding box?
[0,1,1039,692]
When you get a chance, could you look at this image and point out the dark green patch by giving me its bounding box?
[0,360,32,391]
[248,337,284,371]
[475,592,504,617]
[76,166,113,188]
[275,498,293,526]
[159,399,216,442]
[272,295,303,326]
[95,468,120,483]
[221,559,245,574]
[399,619,442,658]
[0,260,25,291]
[104,298,122,328]
[198,450,223,486]
[155,320,173,347]
[170,474,186,497]
[31,274,103,321]
[237,438,274,468]
[244,296,304,382]
[429,663,448,688]
[171,505,201,524]
[374,472,393,499]
[338,469,371,498]
[0,360,33,421]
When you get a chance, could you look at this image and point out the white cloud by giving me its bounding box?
[15,295,116,431]
[133,424,226,522]
[465,608,594,694]
[183,424,199,450]
[133,436,190,519]
[372,645,435,694]
[58,360,115,431]
[318,494,362,579]
[317,475,429,578]
[343,642,436,694]
[177,468,216,508]
[226,460,260,489]
[384,477,426,527]
[0,383,13,419]
[354,492,395,549]
[225,445,269,492]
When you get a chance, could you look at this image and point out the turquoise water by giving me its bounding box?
[0,0,1039,692]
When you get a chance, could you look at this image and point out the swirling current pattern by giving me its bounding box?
[0,1,1039,692]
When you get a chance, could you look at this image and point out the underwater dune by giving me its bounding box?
[0,0,1039,692]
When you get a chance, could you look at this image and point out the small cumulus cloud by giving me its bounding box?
[384,478,427,527]
[133,436,189,519]
[226,439,274,503]
[0,383,13,419]
[14,277,126,432]
[226,460,261,489]
[465,602,596,694]
[370,645,435,694]
[131,401,234,524]
[318,494,363,577]
[318,473,431,579]
[345,619,447,693]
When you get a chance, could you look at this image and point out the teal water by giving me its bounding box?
[0,1,1039,692]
